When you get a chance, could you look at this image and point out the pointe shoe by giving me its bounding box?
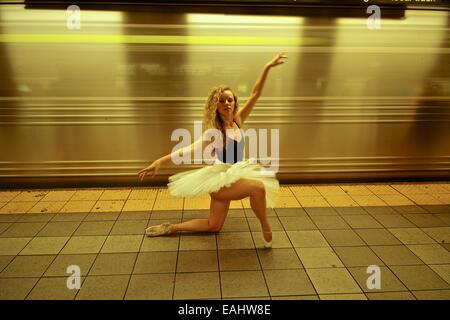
[262,231,272,248]
[145,222,173,237]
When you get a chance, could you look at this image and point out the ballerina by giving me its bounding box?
[138,53,288,248]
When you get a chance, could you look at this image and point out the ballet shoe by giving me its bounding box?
[262,230,272,248]
[145,222,173,237]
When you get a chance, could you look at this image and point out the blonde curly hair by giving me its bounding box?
[203,85,239,133]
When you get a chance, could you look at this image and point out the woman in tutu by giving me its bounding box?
[138,53,287,247]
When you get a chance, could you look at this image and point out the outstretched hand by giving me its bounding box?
[138,160,160,181]
[266,53,288,68]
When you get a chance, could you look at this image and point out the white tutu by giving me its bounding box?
[167,159,279,208]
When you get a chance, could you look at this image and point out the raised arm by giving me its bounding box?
[235,53,288,125]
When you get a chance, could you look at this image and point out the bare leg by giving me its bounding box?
[169,197,230,233]
[209,179,272,243]
[250,188,272,242]
[154,179,271,243]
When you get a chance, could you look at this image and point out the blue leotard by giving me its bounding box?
[215,125,244,164]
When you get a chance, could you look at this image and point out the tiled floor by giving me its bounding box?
[0,182,449,300]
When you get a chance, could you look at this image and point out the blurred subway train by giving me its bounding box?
[0,0,449,188]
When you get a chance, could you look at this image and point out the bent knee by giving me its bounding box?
[210,188,228,200]
[210,191,220,200]
[208,222,222,233]
[251,182,266,198]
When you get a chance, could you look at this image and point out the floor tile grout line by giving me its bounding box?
[121,245,143,300]
[172,216,182,300]
[0,184,449,300]
[0,219,29,237]
[359,234,442,297]
[1,228,443,245]
[1,202,449,217]
[172,206,185,300]
[380,264,417,300]
[308,219,399,298]
[275,206,321,298]
[296,213,367,301]
[391,185,434,206]
[215,230,223,300]
[27,189,77,216]
[242,206,270,300]
[115,180,151,301]
[22,226,75,300]
[365,290,415,299]
[312,184,431,298]
[0,192,21,208]
[0,255,17,275]
[46,199,108,300]
[71,198,119,299]
[73,248,103,300]
[9,262,448,278]
[72,222,121,300]
[334,259,371,300]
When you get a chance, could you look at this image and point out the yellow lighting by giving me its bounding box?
[187,13,303,25]
[0,5,123,23]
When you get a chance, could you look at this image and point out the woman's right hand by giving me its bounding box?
[138,160,161,181]
[265,52,288,69]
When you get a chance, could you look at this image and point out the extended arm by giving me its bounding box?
[138,135,209,181]
[235,53,287,125]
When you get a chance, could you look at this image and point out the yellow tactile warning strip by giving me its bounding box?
[0,182,448,300]
[0,182,448,214]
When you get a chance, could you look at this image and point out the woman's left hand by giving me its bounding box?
[265,53,288,68]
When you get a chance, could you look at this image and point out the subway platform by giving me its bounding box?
[0,182,449,300]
